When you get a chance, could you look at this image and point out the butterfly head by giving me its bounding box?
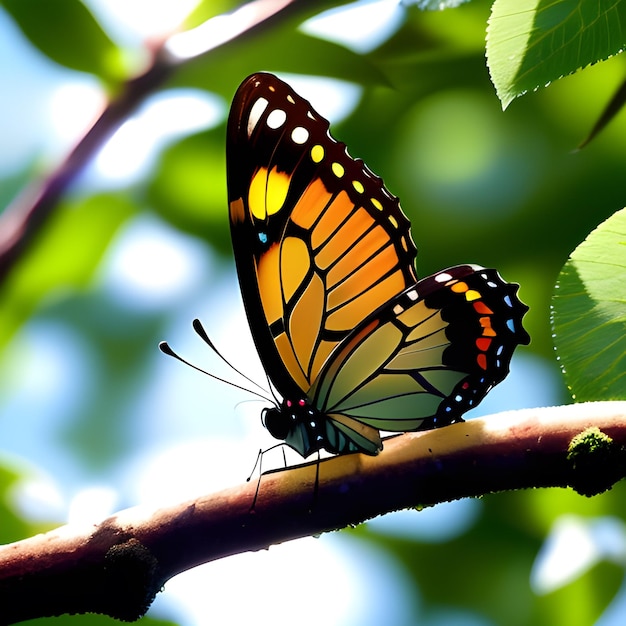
[262,398,328,458]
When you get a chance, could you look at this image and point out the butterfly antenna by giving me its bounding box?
[192,318,271,398]
[158,340,272,403]
[264,372,281,405]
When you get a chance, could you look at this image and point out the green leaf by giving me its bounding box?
[0,193,134,347]
[146,130,232,255]
[0,461,32,544]
[487,0,626,109]
[1,0,126,82]
[551,207,626,401]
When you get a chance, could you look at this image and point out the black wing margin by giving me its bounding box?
[227,73,418,400]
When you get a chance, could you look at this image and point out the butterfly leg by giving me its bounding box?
[247,442,290,511]
[308,450,321,514]
[247,448,263,512]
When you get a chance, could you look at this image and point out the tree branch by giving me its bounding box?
[0,0,303,284]
[1,401,625,624]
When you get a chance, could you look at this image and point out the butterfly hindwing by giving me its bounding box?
[227,73,417,402]
[310,265,530,443]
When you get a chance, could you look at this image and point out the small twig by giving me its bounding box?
[0,0,301,284]
[1,401,625,623]
[0,55,173,284]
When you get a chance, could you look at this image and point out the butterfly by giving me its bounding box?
[162,72,530,460]
[221,72,530,458]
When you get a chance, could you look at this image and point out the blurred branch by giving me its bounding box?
[0,0,302,285]
[578,76,626,149]
[1,401,625,623]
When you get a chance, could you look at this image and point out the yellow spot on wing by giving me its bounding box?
[311,144,324,163]
[464,289,481,301]
[249,167,290,220]
[332,162,345,178]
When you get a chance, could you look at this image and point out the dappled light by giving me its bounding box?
[2,0,626,625]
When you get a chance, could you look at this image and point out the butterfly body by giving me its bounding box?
[263,398,361,458]
[227,72,530,459]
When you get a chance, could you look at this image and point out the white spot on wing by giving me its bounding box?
[291,127,309,144]
[248,97,268,137]
[267,109,287,129]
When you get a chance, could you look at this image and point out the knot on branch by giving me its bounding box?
[103,538,159,621]
[567,427,626,497]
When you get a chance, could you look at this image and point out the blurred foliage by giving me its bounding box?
[0,193,135,345]
[1,0,626,625]
[354,484,626,625]
[0,0,129,83]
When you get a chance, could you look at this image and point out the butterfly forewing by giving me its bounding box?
[228,73,418,401]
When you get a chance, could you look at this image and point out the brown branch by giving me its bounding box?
[1,401,625,624]
[0,0,302,284]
